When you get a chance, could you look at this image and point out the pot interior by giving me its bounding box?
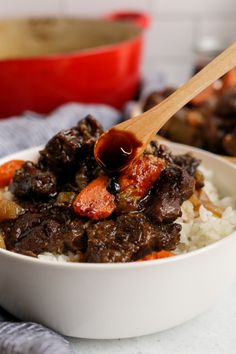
[0,17,141,60]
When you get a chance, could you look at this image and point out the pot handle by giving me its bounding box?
[105,11,150,30]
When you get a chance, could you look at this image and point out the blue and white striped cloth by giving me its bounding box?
[0,312,76,354]
[0,103,121,353]
[0,103,121,158]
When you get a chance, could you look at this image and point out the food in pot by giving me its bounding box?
[143,69,236,156]
[0,115,235,263]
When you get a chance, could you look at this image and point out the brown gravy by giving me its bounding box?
[95,128,142,172]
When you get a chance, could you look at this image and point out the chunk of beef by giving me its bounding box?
[86,213,181,263]
[216,88,236,117]
[173,153,200,176]
[39,127,83,171]
[62,219,87,253]
[148,144,201,177]
[75,155,102,192]
[145,141,173,163]
[172,153,204,189]
[10,161,57,199]
[146,165,195,223]
[76,114,103,142]
[12,199,54,214]
[38,115,103,173]
[2,207,85,255]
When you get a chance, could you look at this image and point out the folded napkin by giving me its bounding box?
[0,103,121,354]
[0,103,121,158]
[0,69,167,159]
[0,307,76,354]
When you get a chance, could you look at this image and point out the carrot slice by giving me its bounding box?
[222,68,236,90]
[137,250,175,262]
[119,155,165,197]
[0,160,25,188]
[116,155,166,212]
[73,175,116,220]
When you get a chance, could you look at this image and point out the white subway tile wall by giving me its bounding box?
[66,0,152,15]
[0,0,235,85]
[0,0,65,17]
[152,0,236,15]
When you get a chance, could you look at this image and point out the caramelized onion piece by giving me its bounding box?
[189,190,222,217]
[0,199,24,222]
[55,192,76,207]
[0,229,6,249]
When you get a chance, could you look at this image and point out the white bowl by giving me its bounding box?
[0,143,236,339]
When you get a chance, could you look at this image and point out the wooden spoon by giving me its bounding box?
[94,42,236,172]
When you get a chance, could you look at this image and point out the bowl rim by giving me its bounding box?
[1,142,236,270]
[0,230,236,270]
[0,17,143,63]
[0,35,143,63]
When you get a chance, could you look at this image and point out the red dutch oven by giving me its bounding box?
[0,12,149,119]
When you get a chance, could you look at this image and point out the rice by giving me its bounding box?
[38,252,81,263]
[38,165,236,262]
[38,253,70,263]
[175,166,236,254]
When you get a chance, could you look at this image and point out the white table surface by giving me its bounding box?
[68,280,236,354]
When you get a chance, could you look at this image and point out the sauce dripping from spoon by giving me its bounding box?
[94,128,142,172]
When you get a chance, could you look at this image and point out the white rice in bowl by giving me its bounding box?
[38,252,81,263]
[175,166,236,254]
[38,165,236,262]
[38,253,70,263]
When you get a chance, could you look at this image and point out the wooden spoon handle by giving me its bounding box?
[117,42,236,146]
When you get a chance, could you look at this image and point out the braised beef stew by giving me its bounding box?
[0,115,203,262]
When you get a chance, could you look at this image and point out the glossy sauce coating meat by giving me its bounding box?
[145,165,195,223]
[39,115,103,173]
[1,207,86,257]
[86,214,181,263]
[0,116,201,262]
[10,161,57,199]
